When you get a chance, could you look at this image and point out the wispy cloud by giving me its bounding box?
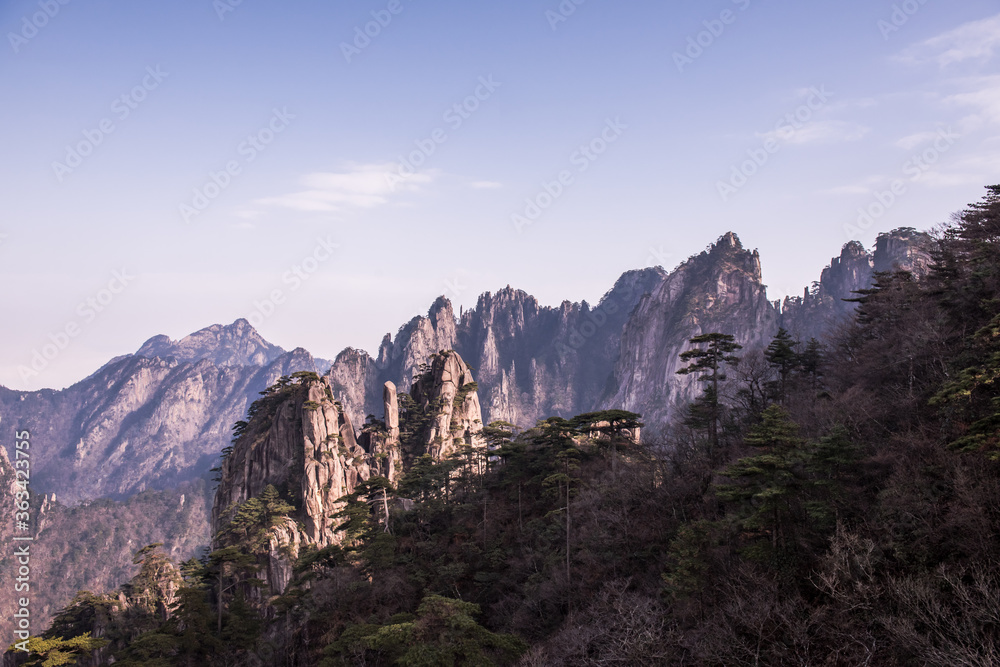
[253,163,438,213]
[916,149,1000,188]
[896,131,941,150]
[758,120,869,146]
[819,175,885,196]
[899,13,1000,67]
[944,75,1000,126]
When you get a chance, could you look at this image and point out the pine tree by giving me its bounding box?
[765,327,799,404]
[677,333,743,450]
[716,405,805,565]
[571,409,643,480]
[803,425,860,529]
[797,337,825,394]
[205,547,260,634]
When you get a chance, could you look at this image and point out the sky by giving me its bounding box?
[1,0,999,391]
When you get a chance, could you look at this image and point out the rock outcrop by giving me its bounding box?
[362,382,404,484]
[603,233,779,430]
[213,352,485,594]
[212,374,372,593]
[214,379,367,538]
[409,351,483,462]
[874,227,934,275]
[780,228,934,342]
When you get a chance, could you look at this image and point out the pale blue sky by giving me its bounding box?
[2,0,999,389]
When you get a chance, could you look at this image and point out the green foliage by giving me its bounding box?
[321,596,526,666]
[481,421,517,451]
[218,484,295,554]
[716,406,807,564]
[797,337,825,391]
[677,332,743,383]
[932,314,1000,458]
[662,521,716,602]
[12,633,108,666]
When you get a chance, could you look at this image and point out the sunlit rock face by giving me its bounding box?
[213,352,487,594]
[0,320,327,503]
[409,350,484,462]
[211,375,373,593]
[604,232,780,431]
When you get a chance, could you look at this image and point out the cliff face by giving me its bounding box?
[213,352,485,594]
[0,321,327,503]
[409,350,484,461]
[212,375,373,593]
[779,241,874,342]
[874,227,934,275]
[328,268,668,430]
[604,233,779,429]
[780,228,934,342]
[456,268,668,427]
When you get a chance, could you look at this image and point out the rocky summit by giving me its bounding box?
[212,351,486,595]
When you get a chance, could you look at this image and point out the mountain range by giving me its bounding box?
[0,228,932,504]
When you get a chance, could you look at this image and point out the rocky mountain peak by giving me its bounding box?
[778,228,933,342]
[817,241,873,301]
[212,373,372,592]
[672,232,761,289]
[716,231,743,250]
[136,318,284,367]
[874,227,934,276]
[605,234,777,431]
